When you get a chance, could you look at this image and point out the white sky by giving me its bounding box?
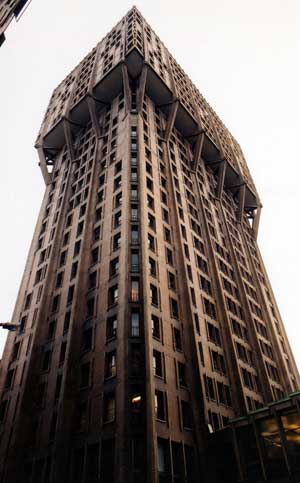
[0,0,299,370]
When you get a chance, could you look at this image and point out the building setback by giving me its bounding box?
[0,6,299,483]
[0,0,30,47]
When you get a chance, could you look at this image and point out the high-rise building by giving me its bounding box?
[0,6,299,483]
[0,0,31,47]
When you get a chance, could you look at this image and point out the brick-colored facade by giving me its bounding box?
[0,6,299,483]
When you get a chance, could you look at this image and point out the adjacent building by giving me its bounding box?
[0,6,299,483]
[0,0,31,47]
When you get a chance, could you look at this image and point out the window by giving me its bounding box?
[93,226,101,241]
[60,250,68,267]
[131,185,138,200]
[108,285,118,306]
[181,401,192,429]
[211,350,226,375]
[173,327,182,351]
[47,320,56,341]
[67,285,75,305]
[203,298,217,319]
[5,369,15,389]
[178,362,187,387]
[103,393,115,423]
[42,350,52,372]
[114,176,122,191]
[86,297,95,318]
[114,211,121,228]
[149,257,156,277]
[217,381,232,407]
[168,272,176,291]
[91,247,99,265]
[63,312,71,333]
[51,294,60,313]
[80,362,90,388]
[131,226,139,245]
[148,213,156,231]
[204,375,216,400]
[110,257,119,277]
[105,351,116,379]
[113,232,121,251]
[11,341,21,361]
[207,322,221,346]
[166,248,173,266]
[163,225,172,242]
[152,315,161,340]
[36,382,47,407]
[74,240,81,257]
[147,195,154,210]
[0,400,8,422]
[170,298,179,319]
[131,310,140,337]
[59,341,67,365]
[153,350,163,377]
[77,221,84,237]
[154,390,166,421]
[24,292,32,309]
[131,279,139,302]
[150,284,159,307]
[106,316,117,340]
[148,233,155,252]
[131,205,138,221]
[81,327,93,351]
[131,251,139,272]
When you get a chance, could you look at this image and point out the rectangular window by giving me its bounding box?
[108,285,118,306]
[181,400,193,429]
[105,351,116,379]
[131,279,140,302]
[106,316,117,340]
[153,350,163,378]
[154,390,166,421]
[131,310,140,337]
[42,350,52,372]
[150,284,159,307]
[103,393,115,423]
[152,315,161,340]
[178,362,187,387]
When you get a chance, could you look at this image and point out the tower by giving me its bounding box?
[0,6,299,483]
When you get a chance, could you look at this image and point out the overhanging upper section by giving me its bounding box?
[35,6,259,209]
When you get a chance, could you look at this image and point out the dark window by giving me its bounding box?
[131,226,139,245]
[151,315,160,339]
[74,240,81,257]
[110,257,119,277]
[70,262,78,279]
[103,393,115,423]
[51,294,60,313]
[166,248,173,265]
[131,279,140,302]
[181,400,193,429]
[67,285,75,305]
[47,320,56,340]
[105,351,116,379]
[106,316,117,340]
[207,322,221,346]
[86,297,95,318]
[5,369,15,389]
[81,328,93,351]
[63,312,71,333]
[204,375,216,400]
[42,350,52,372]
[88,271,97,290]
[173,327,182,351]
[153,350,163,377]
[148,233,155,251]
[170,298,179,319]
[150,284,159,307]
[154,390,166,421]
[178,362,187,387]
[113,232,121,251]
[108,285,118,306]
[91,247,99,265]
[131,310,140,337]
[211,350,226,375]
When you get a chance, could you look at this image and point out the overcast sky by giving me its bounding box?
[0,0,299,369]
